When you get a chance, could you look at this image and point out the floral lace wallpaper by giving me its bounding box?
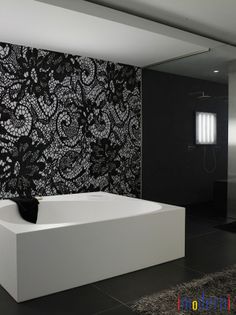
[0,42,141,198]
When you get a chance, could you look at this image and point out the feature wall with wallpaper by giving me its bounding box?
[0,42,141,198]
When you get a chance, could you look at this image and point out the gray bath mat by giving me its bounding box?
[131,265,236,314]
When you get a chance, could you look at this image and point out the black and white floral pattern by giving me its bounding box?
[0,42,141,198]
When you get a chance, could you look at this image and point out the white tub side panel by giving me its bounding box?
[0,225,17,301]
[17,207,185,302]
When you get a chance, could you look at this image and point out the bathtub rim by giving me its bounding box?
[0,192,185,235]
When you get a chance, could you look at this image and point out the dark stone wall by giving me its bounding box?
[142,69,228,206]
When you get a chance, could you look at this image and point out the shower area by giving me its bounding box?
[142,69,228,217]
[188,90,228,217]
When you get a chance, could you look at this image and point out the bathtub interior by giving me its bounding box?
[0,192,167,233]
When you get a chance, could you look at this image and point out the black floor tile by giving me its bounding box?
[176,255,236,275]
[185,213,235,239]
[186,230,236,252]
[94,261,202,304]
[185,217,218,238]
[0,285,120,315]
[176,233,236,274]
[95,305,135,315]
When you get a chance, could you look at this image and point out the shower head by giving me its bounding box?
[197,92,211,99]
[189,91,211,100]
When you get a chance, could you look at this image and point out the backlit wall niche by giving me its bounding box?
[196,112,217,145]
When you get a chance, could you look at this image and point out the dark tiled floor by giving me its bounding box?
[1,212,236,315]
[94,261,202,304]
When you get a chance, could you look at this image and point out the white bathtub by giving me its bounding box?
[0,192,185,302]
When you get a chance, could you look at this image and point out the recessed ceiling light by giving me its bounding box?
[213,70,219,73]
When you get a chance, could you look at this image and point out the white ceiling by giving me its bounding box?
[0,0,235,82]
[0,0,219,66]
[151,45,233,83]
[87,0,236,83]
[87,0,236,45]
[0,0,214,67]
